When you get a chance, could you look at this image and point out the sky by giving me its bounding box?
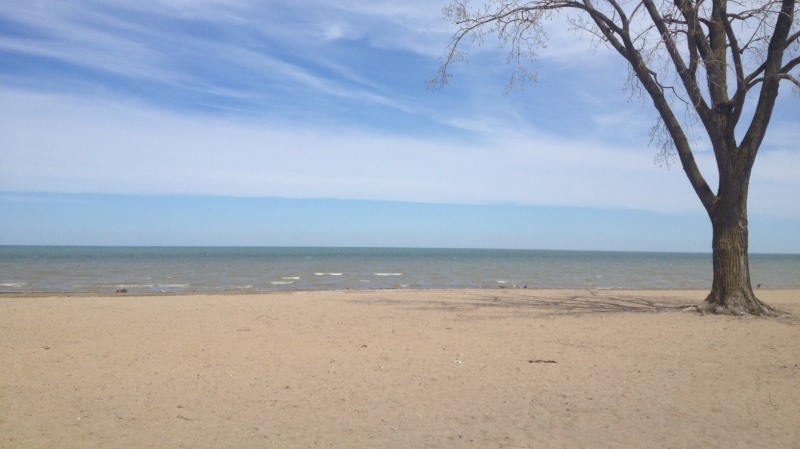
[1,0,798,252]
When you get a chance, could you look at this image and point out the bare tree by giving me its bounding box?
[431,0,798,315]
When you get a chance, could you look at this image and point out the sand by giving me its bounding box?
[1,289,799,448]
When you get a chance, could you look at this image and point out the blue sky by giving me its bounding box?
[1,0,798,252]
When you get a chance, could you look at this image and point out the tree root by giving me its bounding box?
[682,295,786,317]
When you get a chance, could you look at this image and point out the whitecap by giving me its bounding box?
[271,281,294,285]
[496,280,508,284]
[1,283,26,287]
[315,273,343,276]
[159,284,189,287]
[282,277,300,280]
[374,273,402,276]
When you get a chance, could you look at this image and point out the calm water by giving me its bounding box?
[1,246,798,293]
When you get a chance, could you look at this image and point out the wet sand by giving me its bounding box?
[2,289,799,448]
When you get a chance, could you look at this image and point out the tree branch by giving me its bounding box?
[432,0,795,216]
[780,73,800,89]
[782,56,800,73]
[606,0,630,28]
[627,3,717,212]
[787,30,800,46]
[739,0,796,174]
[642,0,710,112]
[725,9,747,130]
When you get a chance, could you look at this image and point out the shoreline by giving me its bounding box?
[3,289,798,448]
[1,286,796,298]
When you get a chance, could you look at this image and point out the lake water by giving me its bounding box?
[1,246,798,294]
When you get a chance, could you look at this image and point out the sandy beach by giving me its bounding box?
[2,289,799,448]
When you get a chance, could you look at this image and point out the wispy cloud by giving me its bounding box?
[4,89,795,217]
[0,0,436,115]
[1,0,797,222]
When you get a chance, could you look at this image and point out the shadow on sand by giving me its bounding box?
[350,289,700,318]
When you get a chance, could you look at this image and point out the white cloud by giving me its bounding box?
[4,89,796,218]
[0,0,429,115]
[1,1,797,223]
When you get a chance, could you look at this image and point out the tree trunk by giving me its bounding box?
[701,200,777,316]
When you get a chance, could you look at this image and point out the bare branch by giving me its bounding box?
[781,73,800,88]
[650,116,678,168]
[432,0,796,213]
[739,0,796,172]
[787,30,800,46]
[723,9,747,140]
[782,55,800,73]
[431,0,797,312]
[641,0,713,116]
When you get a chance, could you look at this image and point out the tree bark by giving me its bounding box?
[701,197,777,315]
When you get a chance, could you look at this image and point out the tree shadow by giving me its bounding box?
[348,289,699,318]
